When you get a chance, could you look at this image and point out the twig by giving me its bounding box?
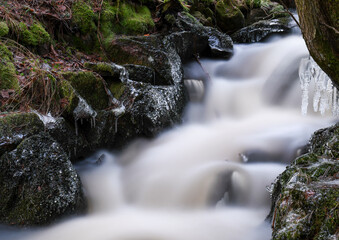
[278,0,301,29]
[194,54,211,83]
[320,22,339,35]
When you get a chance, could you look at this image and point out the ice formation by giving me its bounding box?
[299,57,338,116]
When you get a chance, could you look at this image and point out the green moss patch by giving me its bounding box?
[0,21,9,37]
[63,71,109,110]
[0,43,19,91]
[215,0,245,32]
[72,1,97,34]
[18,22,50,46]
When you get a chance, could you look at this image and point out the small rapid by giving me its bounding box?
[3,35,336,240]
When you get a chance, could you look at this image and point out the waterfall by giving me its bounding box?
[2,35,335,240]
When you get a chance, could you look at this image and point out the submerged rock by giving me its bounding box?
[0,133,86,226]
[268,123,339,240]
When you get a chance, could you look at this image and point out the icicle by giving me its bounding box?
[115,118,118,133]
[299,58,312,115]
[75,119,78,136]
[93,116,96,128]
[332,88,337,116]
[299,56,336,116]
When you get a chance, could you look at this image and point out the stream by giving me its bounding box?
[1,34,335,240]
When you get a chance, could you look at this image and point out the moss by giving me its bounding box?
[100,2,118,38]
[119,4,155,35]
[18,22,50,46]
[109,82,126,99]
[63,71,109,110]
[0,43,19,91]
[59,79,79,116]
[72,1,97,34]
[215,0,245,32]
[0,21,9,37]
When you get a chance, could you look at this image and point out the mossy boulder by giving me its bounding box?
[0,43,19,91]
[0,113,44,156]
[0,21,9,37]
[268,123,339,240]
[215,0,245,32]
[0,133,86,226]
[63,71,110,110]
[18,22,50,46]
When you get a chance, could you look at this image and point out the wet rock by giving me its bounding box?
[45,117,91,161]
[0,133,86,226]
[63,71,110,110]
[215,0,245,32]
[231,19,291,43]
[105,35,177,86]
[0,113,44,157]
[165,31,208,61]
[204,27,233,58]
[124,64,155,84]
[268,123,339,240]
[172,12,234,59]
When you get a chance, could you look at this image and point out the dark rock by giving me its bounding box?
[165,31,208,61]
[231,19,291,43]
[105,35,177,86]
[172,12,234,59]
[204,27,233,58]
[0,113,44,157]
[124,64,155,84]
[46,117,91,162]
[268,123,339,240]
[0,133,86,226]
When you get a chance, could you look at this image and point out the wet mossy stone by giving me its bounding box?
[269,123,339,240]
[63,71,109,110]
[0,43,19,91]
[0,133,86,226]
[0,21,9,37]
[0,113,44,157]
[105,35,177,85]
[215,0,245,32]
[18,22,50,46]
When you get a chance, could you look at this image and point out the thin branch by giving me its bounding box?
[278,0,301,29]
[194,54,211,83]
[320,22,339,35]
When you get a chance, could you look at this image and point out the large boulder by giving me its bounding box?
[0,133,86,226]
[268,123,339,239]
[295,0,339,88]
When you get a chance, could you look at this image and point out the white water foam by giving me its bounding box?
[3,35,335,240]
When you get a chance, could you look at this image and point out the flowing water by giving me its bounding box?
[1,35,336,240]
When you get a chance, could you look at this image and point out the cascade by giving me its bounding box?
[0,35,335,240]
